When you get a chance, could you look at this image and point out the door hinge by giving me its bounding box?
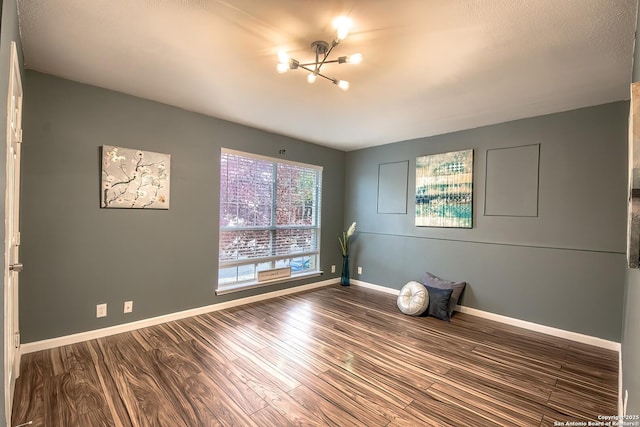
[16,128,22,143]
[16,231,20,246]
[14,331,20,348]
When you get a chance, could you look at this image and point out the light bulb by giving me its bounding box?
[333,16,352,40]
[337,80,350,91]
[277,50,290,63]
[347,53,362,64]
[276,63,289,74]
[307,74,317,83]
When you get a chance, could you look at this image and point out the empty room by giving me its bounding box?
[0,0,639,426]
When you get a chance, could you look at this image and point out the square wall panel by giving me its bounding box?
[484,144,540,217]
[378,161,408,214]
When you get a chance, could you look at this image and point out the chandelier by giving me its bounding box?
[277,16,362,91]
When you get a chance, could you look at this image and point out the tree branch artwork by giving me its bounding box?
[101,145,171,209]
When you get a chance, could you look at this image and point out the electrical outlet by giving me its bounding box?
[331,265,336,273]
[357,266,363,274]
[96,303,107,318]
[124,301,133,313]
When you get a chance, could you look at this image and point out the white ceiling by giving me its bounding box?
[16,0,639,151]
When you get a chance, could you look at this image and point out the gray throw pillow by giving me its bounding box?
[424,285,453,321]
[422,272,466,317]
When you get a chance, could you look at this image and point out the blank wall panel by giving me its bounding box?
[377,161,408,214]
[485,144,540,217]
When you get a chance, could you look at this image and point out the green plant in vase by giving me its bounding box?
[338,222,356,286]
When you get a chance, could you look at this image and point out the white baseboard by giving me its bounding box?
[456,305,620,351]
[350,279,400,295]
[21,278,338,354]
[352,280,621,351]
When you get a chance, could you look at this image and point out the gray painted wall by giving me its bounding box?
[345,102,628,341]
[1,0,22,422]
[623,2,640,415]
[20,71,345,342]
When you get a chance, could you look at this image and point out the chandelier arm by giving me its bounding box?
[298,64,337,83]
[299,59,341,67]
[314,71,337,84]
[316,43,337,73]
[298,64,315,73]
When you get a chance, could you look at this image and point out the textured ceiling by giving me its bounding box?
[16,0,639,151]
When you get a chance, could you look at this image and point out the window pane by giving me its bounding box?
[274,228,317,256]
[219,230,272,262]
[220,155,273,227]
[238,264,255,282]
[218,266,237,284]
[276,164,318,226]
[257,261,273,272]
[290,257,311,272]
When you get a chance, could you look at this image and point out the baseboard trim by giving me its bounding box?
[21,279,338,354]
[350,279,400,295]
[456,305,621,351]
[352,280,621,351]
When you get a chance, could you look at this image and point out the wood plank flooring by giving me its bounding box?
[11,285,618,426]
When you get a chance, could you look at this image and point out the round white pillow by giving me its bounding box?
[397,281,429,316]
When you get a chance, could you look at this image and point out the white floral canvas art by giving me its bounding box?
[101,145,170,209]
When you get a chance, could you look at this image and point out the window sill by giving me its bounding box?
[215,271,323,296]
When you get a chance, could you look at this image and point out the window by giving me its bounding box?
[217,148,322,293]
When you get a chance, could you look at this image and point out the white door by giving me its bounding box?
[4,40,23,425]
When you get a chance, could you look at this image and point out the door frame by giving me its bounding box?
[4,40,23,425]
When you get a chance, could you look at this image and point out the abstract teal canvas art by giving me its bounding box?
[415,149,473,228]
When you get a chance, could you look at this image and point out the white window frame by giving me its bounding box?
[217,148,322,295]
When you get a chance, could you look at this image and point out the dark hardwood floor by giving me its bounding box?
[11,285,618,426]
